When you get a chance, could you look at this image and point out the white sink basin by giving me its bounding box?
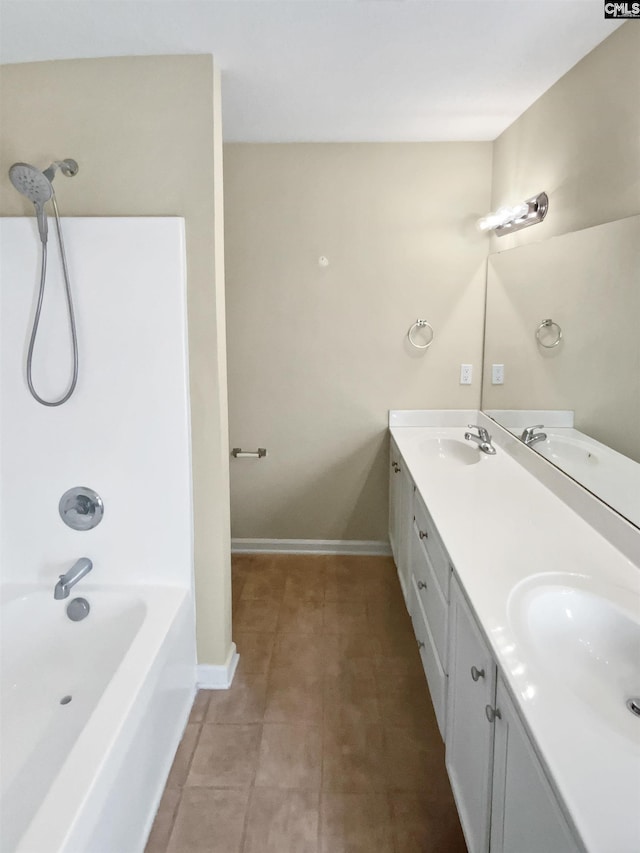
[509,574,640,742]
[418,437,483,466]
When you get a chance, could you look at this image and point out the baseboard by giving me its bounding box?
[230,538,392,556]
[197,643,239,689]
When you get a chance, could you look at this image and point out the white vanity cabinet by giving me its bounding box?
[408,490,452,737]
[389,438,414,599]
[390,437,453,738]
[447,574,581,853]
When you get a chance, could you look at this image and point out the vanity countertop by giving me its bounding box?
[390,419,640,853]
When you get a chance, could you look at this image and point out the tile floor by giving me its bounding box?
[146,554,467,853]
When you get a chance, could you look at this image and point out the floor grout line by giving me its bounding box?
[159,785,184,853]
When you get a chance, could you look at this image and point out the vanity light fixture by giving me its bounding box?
[478,192,549,236]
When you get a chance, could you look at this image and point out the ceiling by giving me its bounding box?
[0,1,622,142]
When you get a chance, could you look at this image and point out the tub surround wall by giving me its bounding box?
[0,218,196,852]
[225,142,492,543]
[0,218,192,587]
[0,55,232,668]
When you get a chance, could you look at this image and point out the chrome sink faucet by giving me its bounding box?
[464,424,496,455]
[54,557,93,600]
[521,425,547,447]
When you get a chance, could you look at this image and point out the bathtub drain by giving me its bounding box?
[60,695,72,705]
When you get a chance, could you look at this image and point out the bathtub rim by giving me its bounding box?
[2,582,195,853]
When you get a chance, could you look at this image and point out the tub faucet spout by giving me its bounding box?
[54,557,93,600]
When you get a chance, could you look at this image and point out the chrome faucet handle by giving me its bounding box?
[521,424,544,441]
[467,424,490,441]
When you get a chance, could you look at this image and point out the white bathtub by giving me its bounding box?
[0,584,196,853]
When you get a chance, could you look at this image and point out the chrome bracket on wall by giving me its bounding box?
[231,448,267,458]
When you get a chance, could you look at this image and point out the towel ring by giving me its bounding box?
[536,318,562,348]
[408,319,434,350]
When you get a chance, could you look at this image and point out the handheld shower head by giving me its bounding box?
[9,156,81,407]
[9,163,53,244]
[9,162,53,204]
[9,159,79,245]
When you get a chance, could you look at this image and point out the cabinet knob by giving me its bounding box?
[485,705,502,723]
[419,530,428,539]
[417,580,427,590]
[471,666,485,682]
[417,640,425,650]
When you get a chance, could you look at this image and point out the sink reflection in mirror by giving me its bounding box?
[491,421,640,527]
[507,572,640,743]
[534,433,599,468]
[482,215,640,529]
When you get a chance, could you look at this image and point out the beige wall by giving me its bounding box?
[224,25,640,544]
[484,23,640,521]
[0,56,232,666]
[490,23,640,251]
[224,143,491,541]
[483,216,640,464]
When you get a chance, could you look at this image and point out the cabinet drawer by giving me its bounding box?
[409,574,447,739]
[414,493,452,600]
[412,518,449,672]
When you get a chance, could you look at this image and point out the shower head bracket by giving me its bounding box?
[43,159,79,182]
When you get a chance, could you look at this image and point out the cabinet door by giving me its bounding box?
[389,440,413,602]
[446,575,497,853]
[389,440,401,562]
[490,677,582,853]
[396,461,413,599]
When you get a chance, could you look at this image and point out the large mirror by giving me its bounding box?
[481,215,640,528]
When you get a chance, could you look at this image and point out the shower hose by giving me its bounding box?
[27,192,79,407]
